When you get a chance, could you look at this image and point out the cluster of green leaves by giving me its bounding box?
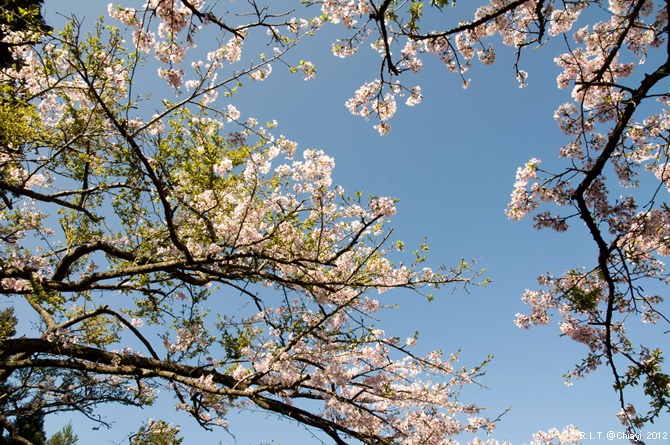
[45,424,78,445]
[620,348,670,428]
[129,420,183,445]
[0,85,42,150]
[0,307,16,339]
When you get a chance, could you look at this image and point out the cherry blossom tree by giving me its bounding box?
[304,0,670,436]
[0,2,510,445]
[1,0,668,444]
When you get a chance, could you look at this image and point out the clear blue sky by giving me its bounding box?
[36,1,667,444]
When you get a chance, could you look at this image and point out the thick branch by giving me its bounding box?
[570,57,670,425]
[572,60,670,199]
[51,240,136,281]
[370,0,398,75]
[405,0,531,40]
[0,338,390,445]
[0,338,241,389]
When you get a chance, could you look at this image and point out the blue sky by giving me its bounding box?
[34,1,668,444]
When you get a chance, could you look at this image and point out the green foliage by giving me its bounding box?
[0,0,51,67]
[0,307,17,339]
[0,417,78,445]
[219,319,256,360]
[46,423,78,445]
[0,85,42,151]
[129,420,183,445]
[564,270,600,312]
[413,237,430,263]
[10,410,46,445]
[566,286,600,312]
[67,306,121,347]
[407,1,423,32]
[620,348,670,427]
